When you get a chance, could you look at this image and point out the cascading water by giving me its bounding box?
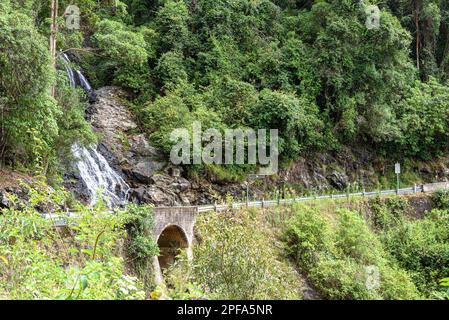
[62,53,76,88]
[61,53,93,93]
[71,144,129,206]
[60,52,129,207]
[76,70,93,93]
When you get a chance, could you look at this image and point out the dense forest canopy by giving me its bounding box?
[0,0,448,175]
[1,0,449,302]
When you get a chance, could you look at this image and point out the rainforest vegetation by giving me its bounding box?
[1,0,449,301]
[0,0,449,173]
[1,184,448,300]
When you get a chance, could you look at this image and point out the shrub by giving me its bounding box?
[93,19,150,90]
[369,197,408,230]
[165,209,301,300]
[249,89,324,158]
[396,78,449,159]
[283,204,421,300]
[126,204,159,260]
[432,189,449,210]
[381,209,449,297]
[0,183,149,300]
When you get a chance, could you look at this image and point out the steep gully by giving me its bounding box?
[61,53,129,207]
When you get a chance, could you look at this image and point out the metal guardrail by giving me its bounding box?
[39,182,448,224]
[195,183,445,214]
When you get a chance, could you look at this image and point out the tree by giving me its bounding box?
[387,0,449,80]
[292,1,415,145]
[396,77,449,159]
[49,0,58,96]
[155,0,190,52]
[249,89,324,158]
[0,2,94,173]
[93,19,151,91]
[0,4,57,167]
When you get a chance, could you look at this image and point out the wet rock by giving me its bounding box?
[326,171,348,190]
[0,190,11,209]
[89,87,167,185]
[128,160,165,183]
[130,186,146,202]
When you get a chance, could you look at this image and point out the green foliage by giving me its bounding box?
[165,209,301,300]
[53,69,97,150]
[125,0,448,163]
[155,51,188,89]
[92,19,151,90]
[3,0,449,172]
[0,183,147,300]
[283,205,421,299]
[388,0,449,81]
[1,0,449,300]
[0,3,95,174]
[141,89,193,152]
[250,89,324,158]
[433,189,449,210]
[126,204,159,260]
[124,204,159,292]
[396,78,449,159]
[0,4,57,167]
[155,0,190,52]
[203,77,258,126]
[381,208,449,297]
[369,197,409,230]
[163,250,207,300]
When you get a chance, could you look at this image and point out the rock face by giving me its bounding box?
[90,87,166,182]
[0,170,32,209]
[88,87,201,206]
[284,147,379,192]
[85,87,256,206]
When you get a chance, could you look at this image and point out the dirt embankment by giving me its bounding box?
[0,169,34,209]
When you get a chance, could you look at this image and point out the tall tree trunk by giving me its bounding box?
[0,106,5,169]
[49,0,58,97]
[414,1,421,71]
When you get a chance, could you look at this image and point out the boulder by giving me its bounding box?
[89,87,167,182]
[326,171,349,190]
[128,160,166,183]
[0,190,11,209]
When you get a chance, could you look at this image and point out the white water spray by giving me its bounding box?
[61,53,129,207]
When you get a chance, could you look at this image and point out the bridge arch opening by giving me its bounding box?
[157,225,189,270]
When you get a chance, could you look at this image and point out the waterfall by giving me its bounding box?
[71,144,129,207]
[60,52,129,207]
[61,53,93,93]
[61,53,76,88]
[76,70,93,93]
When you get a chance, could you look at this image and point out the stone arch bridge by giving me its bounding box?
[152,206,199,284]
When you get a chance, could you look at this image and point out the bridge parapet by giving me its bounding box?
[153,206,199,246]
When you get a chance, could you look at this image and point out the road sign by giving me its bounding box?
[395,163,401,174]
